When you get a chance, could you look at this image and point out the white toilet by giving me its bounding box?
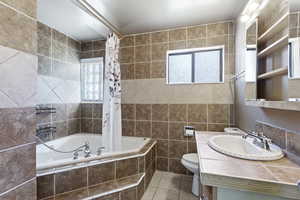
[181,153,200,196]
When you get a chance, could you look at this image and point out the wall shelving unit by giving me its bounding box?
[256,0,289,101]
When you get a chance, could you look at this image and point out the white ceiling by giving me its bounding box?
[38,0,249,41]
[88,0,249,34]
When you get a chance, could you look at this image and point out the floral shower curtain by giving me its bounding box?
[102,33,122,152]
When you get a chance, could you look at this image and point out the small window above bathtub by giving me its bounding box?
[166,46,224,84]
[81,57,104,102]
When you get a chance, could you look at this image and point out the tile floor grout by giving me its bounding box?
[142,170,198,200]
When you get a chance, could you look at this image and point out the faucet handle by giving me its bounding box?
[97,147,105,156]
[73,149,83,160]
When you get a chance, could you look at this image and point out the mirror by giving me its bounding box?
[245,20,258,100]
[288,0,300,100]
[36,0,109,142]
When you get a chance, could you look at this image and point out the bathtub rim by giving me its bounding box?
[36,133,151,171]
[37,138,156,177]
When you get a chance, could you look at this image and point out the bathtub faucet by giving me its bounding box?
[73,149,82,160]
[72,142,91,159]
[83,142,91,158]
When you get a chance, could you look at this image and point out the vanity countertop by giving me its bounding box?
[195,131,300,200]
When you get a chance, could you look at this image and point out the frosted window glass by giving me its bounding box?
[168,54,192,83]
[194,50,222,83]
[290,38,300,78]
[245,49,257,82]
[81,58,103,101]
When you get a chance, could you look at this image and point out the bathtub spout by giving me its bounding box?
[84,142,91,158]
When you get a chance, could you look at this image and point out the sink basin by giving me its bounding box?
[208,135,284,161]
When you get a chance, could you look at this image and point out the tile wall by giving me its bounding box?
[117,21,236,174]
[0,0,37,199]
[36,22,82,141]
[289,11,300,38]
[37,142,156,200]
[80,39,106,59]
[119,21,235,81]
[80,103,103,134]
[256,121,300,161]
[121,103,234,174]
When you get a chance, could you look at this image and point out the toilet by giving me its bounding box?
[181,153,200,196]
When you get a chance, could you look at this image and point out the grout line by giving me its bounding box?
[53,171,56,196]
[0,177,36,197]
[0,1,36,22]
[0,142,35,153]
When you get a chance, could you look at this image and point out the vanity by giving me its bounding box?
[195,131,300,200]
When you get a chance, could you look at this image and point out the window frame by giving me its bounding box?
[166,46,225,85]
[80,57,104,103]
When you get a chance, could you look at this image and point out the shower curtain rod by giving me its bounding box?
[76,0,123,38]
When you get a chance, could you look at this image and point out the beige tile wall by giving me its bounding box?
[117,21,236,174]
[37,22,81,105]
[0,0,37,198]
[120,21,235,81]
[256,121,300,162]
[80,39,106,59]
[37,142,156,200]
[119,21,235,105]
[36,22,82,141]
[122,103,234,174]
[290,12,300,38]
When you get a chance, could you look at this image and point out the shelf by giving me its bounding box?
[258,13,289,43]
[257,35,288,58]
[245,100,300,111]
[257,67,288,80]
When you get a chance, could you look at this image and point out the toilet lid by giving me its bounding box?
[182,153,198,165]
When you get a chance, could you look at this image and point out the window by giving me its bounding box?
[166,46,224,84]
[289,39,300,79]
[245,47,257,82]
[81,57,104,102]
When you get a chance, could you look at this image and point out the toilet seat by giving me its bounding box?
[182,153,198,165]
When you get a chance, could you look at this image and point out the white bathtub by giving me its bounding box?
[36,133,150,171]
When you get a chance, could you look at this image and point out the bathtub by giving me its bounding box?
[36,133,151,171]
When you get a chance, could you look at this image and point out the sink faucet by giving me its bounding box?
[242,130,272,151]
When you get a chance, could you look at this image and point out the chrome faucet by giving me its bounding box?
[73,149,82,160]
[242,130,272,151]
[73,142,91,159]
[97,147,105,156]
[83,142,91,158]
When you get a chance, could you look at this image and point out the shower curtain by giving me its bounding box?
[102,33,122,152]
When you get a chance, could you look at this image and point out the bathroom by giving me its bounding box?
[1,0,300,199]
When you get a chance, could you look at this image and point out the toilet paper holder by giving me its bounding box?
[184,126,195,137]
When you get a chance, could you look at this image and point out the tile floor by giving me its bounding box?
[142,171,199,200]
